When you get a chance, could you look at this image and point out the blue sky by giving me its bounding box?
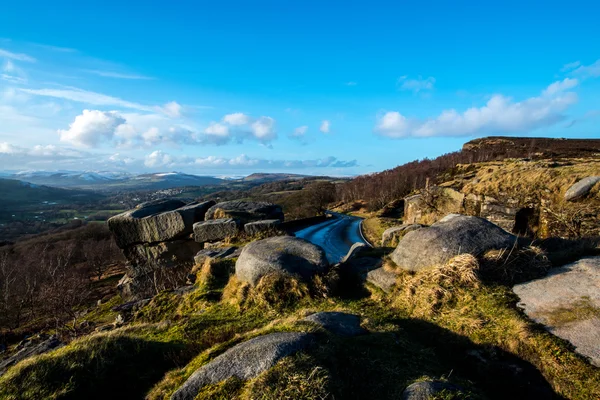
[0,0,599,176]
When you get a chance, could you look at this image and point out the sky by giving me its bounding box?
[0,0,599,176]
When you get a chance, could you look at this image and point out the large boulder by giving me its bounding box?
[244,219,282,236]
[381,224,423,247]
[205,200,284,224]
[343,257,397,293]
[193,218,240,243]
[513,256,600,367]
[108,200,215,248]
[565,176,600,201]
[302,312,366,336]
[171,332,314,400]
[235,236,328,286]
[390,214,517,271]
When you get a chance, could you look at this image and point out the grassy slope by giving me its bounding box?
[1,251,599,400]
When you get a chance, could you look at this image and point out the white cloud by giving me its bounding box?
[291,126,308,137]
[20,87,155,112]
[85,69,154,80]
[156,101,183,118]
[572,59,600,78]
[346,81,357,86]
[223,112,252,126]
[375,81,578,138]
[0,142,24,154]
[58,109,126,147]
[320,120,331,134]
[398,75,436,92]
[561,61,581,72]
[543,78,579,96]
[1,60,27,84]
[251,117,276,142]
[144,150,174,168]
[0,48,36,63]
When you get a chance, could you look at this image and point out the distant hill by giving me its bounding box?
[0,178,103,208]
[8,171,225,191]
[242,173,311,182]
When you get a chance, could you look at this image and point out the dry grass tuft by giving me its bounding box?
[480,245,550,284]
[394,254,480,318]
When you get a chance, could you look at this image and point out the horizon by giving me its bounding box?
[1,1,599,176]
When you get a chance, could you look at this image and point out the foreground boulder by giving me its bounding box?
[171,332,314,400]
[205,200,284,224]
[513,256,600,367]
[564,176,600,201]
[391,214,517,271]
[193,218,239,243]
[0,335,63,377]
[302,312,366,336]
[343,256,397,293]
[401,380,463,400]
[236,236,328,286]
[381,224,424,247]
[109,200,215,248]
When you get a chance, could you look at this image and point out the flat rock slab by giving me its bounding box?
[391,214,517,271]
[205,200,284,224]
[565,176,600,201]
[366,267,397,293]
[193,246,239,265]
[244,219,282,236]
[171,332,314,400]
[108,200,215,248]
[235,236,328,286]
[302,311,366,336]
[513,256,600,366]
[193,218,239,243]
[402,381,463,400]
[0,336,63,377]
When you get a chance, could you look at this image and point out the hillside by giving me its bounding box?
[0,178,102,208]
[339,136,600,210]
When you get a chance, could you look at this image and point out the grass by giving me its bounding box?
[3,245,600,400]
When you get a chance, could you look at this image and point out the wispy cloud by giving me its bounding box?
[561,61,581,72]
[398,75,435,93]
[84,69,154,80]
[0,48,36,63]
[345,81,357,86]
[572,59,600,78]
[320,120,330,134]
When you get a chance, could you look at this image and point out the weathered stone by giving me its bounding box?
[302,312,366,336]
[403,187,464,225]
[391,214,517,271]
[205,200,284,224]
[341,242,368,263]
[366,267,397,293]
[171,332,314,400]
[0,335,63,376]
[243,219,282,236]
[480,196,521,232]
[193,218,239,243]
[236,236,328,286]
[193,246,238,265]
[513,256,600,366]
[565,176,600,201]
[401,380,463,400]
[108,200,215,248]
[381,224,424,247]
[124,240,203,274]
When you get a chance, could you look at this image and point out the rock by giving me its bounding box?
[205,200,284,224]
[381,224,424,247]
[193,247,239,265]
[366,267,397,293]
[401,380,463,400]
[302,312,366,336]
[124,240,203,273]
[244,219,282,236]
[341,242,368,263]
[0,335,63,376]
[235,236,328,286]
[193,218,240,243]
[112,298,151,313]
[390,214,517,271]
[108,200,216,248]
[513,256,600,367]
[171,332,314,400]
[565,176,600,201]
